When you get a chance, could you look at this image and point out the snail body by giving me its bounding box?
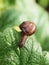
[19,21,36,48]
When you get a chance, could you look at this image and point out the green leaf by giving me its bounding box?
[43,51,49,65]
[0,27,49,65]
[19,36,42,65]
[0,29,21,65]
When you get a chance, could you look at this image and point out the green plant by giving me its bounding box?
[0,27,49,65]
[0,0,49,65]
[1,7,49,50]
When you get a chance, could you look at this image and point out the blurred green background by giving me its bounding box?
[0,0,49,51]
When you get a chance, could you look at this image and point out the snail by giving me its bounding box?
[19,21,36,48]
